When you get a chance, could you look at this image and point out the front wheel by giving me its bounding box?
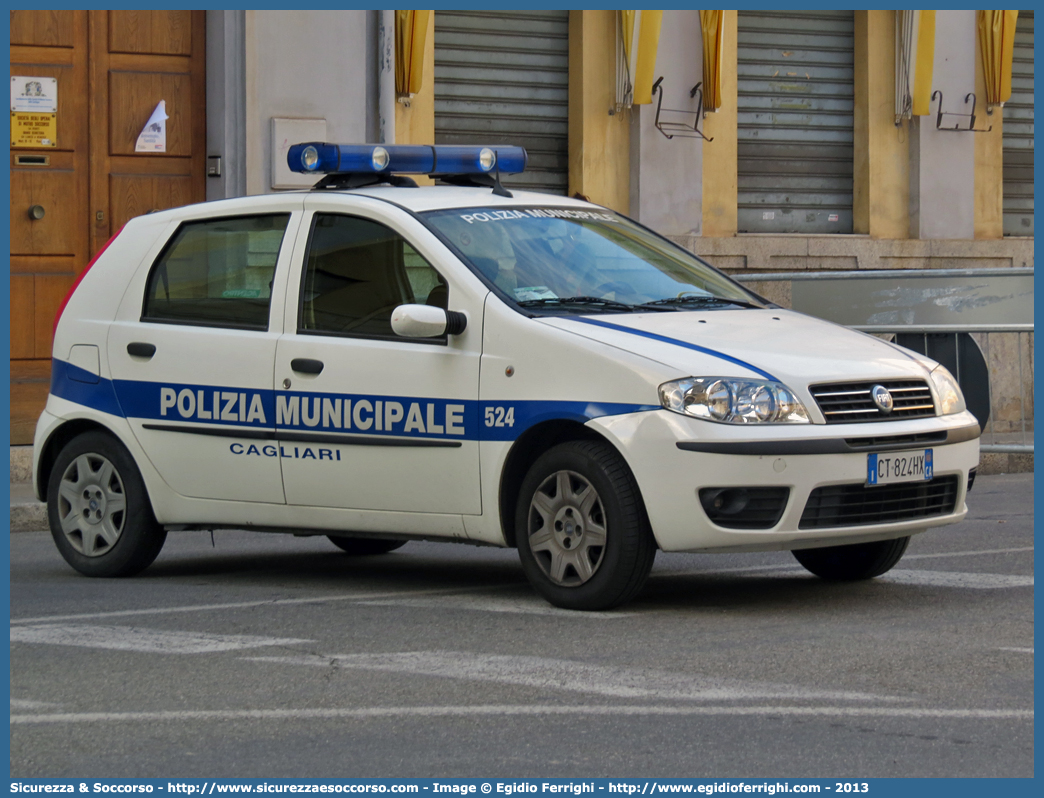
[47,431,166,577]
[327,536,407,556]
[792,536,910,581]
[516,440,656,611]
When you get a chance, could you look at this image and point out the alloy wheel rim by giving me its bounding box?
[57,453,126,557]
[527,470,607,586]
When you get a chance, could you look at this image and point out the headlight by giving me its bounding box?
[928,365,966,415]
[659,377,811,424]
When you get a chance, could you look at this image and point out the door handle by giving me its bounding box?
[127,342,156,359]
[290,358,324,375]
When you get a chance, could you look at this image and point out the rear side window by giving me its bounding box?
[143,214,291,330]
[300,214,447,339]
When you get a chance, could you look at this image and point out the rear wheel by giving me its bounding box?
[516,440,656,611]
[327,536,407,556]
[792,536,910,581]
[47,431,166,577]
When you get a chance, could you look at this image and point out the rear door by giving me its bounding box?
[274,196,483,515]
[107,204,303,502]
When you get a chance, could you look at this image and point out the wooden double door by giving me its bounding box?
[10,10,206,444]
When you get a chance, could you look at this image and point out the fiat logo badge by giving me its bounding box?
[871,384,893,413]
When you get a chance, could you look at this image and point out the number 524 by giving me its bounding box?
[484,406,515,428]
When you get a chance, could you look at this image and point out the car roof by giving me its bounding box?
[134,185,604,226]
[344,185,600,213]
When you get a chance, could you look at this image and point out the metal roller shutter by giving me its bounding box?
[1003,11,1033,236]
[737,10,855,234]
[434,10,569,195]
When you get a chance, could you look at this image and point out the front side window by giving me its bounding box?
[143,214,290,329]
[300,214,447,339]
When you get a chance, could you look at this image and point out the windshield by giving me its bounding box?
[420,206,760,312]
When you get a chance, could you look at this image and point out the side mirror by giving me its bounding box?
[390,304,468,338]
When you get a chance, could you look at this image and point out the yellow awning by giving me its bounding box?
[897,10,936,118]
[621,10,663,105]
[395,10,431,98]
[911,10,935,116]
[700,11,724,112]
[978,10,1019,108]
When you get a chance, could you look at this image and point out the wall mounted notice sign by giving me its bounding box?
[136,100,168,152]
[11,76,57,148]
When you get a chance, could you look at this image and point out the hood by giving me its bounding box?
[541,309,934,389]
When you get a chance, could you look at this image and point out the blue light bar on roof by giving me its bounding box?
[287,143,527,176]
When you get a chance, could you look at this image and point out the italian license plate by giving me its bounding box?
[867,449,933,486]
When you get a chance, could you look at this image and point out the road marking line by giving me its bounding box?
[998,647,1034,654]
[663,566,1033,589]
[10,585,517,626]
[904,546,1034,560]
[243,651,905,703]
[661,546,1034,580]
[878,571,1033,589]
[11,547,1033,629]
[358,596,635,618]
[10,699,60,710]
[10,705,1032,725]
[10,624,313,654]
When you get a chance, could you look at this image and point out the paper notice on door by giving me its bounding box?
[135,100,168,152]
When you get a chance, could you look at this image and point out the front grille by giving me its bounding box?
[799,475,959,529]
[699,487,790,530]
[844,431,947,450]
[809,379,935,423]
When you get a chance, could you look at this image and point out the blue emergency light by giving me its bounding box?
[287,143,527,176]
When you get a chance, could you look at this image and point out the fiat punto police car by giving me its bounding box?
[34,143,980,610]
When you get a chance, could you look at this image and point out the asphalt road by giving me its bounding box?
[9,474,1033,778]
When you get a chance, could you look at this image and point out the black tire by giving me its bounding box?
[515,440,656,611]
[327,536,407,556]
[47,431,166,577]
[792,536,911,581]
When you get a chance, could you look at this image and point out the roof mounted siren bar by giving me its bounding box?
[286,143,527,196]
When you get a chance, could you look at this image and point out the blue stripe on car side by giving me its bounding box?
[47,359,658,442]
[50,359,126,418]
[563,316,778,381]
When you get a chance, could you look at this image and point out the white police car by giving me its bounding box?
[34,143,979,610]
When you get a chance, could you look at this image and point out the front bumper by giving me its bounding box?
[590,409,979,553]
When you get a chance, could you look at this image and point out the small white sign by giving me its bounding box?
[828,213,839,222]
[762,211,775,220]
[135,100,168,152]
[11,76,57,113]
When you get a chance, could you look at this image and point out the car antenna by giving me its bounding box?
[492,150,512,198]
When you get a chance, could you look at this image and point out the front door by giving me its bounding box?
[275,205,483,515]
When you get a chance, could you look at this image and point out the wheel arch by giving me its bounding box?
[37,419,133,503]
[498,418,632,548]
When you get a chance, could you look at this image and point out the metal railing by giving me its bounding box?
[732,271,1034,454]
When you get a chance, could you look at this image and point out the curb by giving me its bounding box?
[10,482,47,533]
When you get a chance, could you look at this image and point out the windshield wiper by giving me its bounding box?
[517,296,639,313]
[638,295,763,310]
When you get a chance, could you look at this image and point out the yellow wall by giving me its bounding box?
[395,10,435,184]
[853,12,869,233]
[854,10,910,239]
[568,10,630,212]
[973,26,1004,239]
[701,10,737,237]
